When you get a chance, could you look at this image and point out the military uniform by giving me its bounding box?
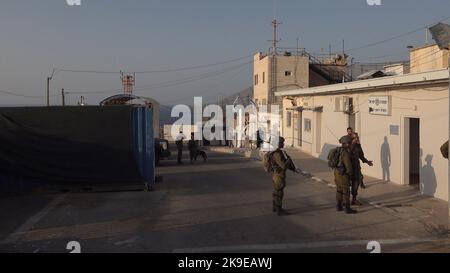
[175,133,186,164]
[271,149,296,213]
[350,143,370,199]
[441,140,448,159]
[188,139,197,163]
[334,144,354,212]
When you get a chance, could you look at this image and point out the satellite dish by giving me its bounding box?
[429,22,450,49]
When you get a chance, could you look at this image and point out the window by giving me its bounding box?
[254,74,259,85]
[262,72,265,83]
[286,112,292,128]
[304,118,311,132]
[285,71,292,77]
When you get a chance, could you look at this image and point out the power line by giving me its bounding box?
[0,89,59,99]
[56,53,254,75]
[346,16,450,52]
[165,61,251,105]
[67,60,252,96]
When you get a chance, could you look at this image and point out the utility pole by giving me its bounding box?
[269,19,280,105]
[46,69,56,106]
[61,88,66,106]
[342,39,345,56]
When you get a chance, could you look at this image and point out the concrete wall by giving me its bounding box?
[281,83,449,201]
[410,44,449,73]
[253,52,309,105]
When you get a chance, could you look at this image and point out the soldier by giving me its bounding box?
[350,133,373,205]
[271,137,299,216]
[347,127,354,137]
[188,133,197,164]
[335,136,357,214]
[441,140,448,159]
[175,131,186,165]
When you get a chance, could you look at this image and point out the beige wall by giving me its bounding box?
[253,52,309,105]
[253,53,270,105]
[281,82,449,201]
[410,44,449,73]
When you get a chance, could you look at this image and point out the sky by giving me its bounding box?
[0,0,449,106]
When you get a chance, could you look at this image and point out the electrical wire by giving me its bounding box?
[346,16,450,52]
[56,53,254,75]
[0,89,59,99]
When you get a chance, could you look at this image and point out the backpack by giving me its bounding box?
[263,151,276,173]
[327,147,342,169]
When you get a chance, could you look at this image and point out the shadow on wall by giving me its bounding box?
[420,154,437,197]
[319,143,339,161]
[380,136,391,182]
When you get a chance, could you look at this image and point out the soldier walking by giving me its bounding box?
[175,131,186,165]
[188,133,197,164]
[350,133,373,205]
[270,137,298,216]
[334,136,357,214]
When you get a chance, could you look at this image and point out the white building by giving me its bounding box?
[275,44,449,201]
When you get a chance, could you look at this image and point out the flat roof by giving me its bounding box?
[275,68,449,97]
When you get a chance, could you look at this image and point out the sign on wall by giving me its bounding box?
[368,96,391,116]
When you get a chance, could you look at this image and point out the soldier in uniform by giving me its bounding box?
[350,133,373,205]
[188,133,197,164]
[441,140,448,159]
[271,137,298,216]
[175,131,186,165]
[335,135,357,214]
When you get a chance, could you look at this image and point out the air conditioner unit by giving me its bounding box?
[342,96,351,112]
[334,96,351,112]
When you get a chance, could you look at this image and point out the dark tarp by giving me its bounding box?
[0,106,148,189]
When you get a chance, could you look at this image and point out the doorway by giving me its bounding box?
[295,111,303,147]
[408,118,420,185]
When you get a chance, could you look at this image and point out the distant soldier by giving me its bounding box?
[269,137,298,216]
[188,133,197,164]
[175,131,186,164]
[350,133,373,205]
[441,140,448,159]
[334,136,357,214]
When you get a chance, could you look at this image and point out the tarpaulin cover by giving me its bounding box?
[0,106,154,190]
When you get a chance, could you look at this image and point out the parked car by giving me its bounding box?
[155,138,171,165]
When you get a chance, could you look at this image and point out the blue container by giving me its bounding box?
[0,106,155,193]
[132,106,155,189]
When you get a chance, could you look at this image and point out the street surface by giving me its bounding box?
[0,149,449,253]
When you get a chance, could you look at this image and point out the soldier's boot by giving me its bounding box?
[352,197,363,206]
[272,201,277,213]
[276,206,288,216]
[344,206,358,214]
[336,202,343,212]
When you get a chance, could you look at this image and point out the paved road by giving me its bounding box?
[0,150,449,253]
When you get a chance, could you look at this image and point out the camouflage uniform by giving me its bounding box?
[271,149,296,212]
[350,143,370,199]
[334,147,353,208]
[188,139,197,163]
